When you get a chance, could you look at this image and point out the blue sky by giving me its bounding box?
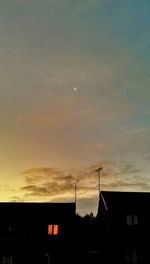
[0,0,150,215]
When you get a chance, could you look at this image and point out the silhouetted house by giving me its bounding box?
[97,191,150,264]
[74,214,100,264]
[0,202,75,264]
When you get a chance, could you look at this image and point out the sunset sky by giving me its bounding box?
[0,0,150,215]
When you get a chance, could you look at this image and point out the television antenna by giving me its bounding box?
[74,180,79,214]
[95,167,103,195]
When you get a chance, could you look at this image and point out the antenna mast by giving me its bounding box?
[74,180,79,214]
[95,167,103,197]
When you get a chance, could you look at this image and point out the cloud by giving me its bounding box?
[19,167,76,200]
[10,196,24,202]
[21,185,49,196]
[116,164,141,176]
[21,167,62,184]
[18,158,148,198]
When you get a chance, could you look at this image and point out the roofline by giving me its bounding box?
[100,193,108,211]
[100,190,150,195]
[0,202,75,205]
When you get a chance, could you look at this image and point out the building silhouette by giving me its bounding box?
[0,202,75,264]
[97,191,150,263]
[0,191,150,263]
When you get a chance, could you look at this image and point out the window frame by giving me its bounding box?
[126,214,138,226]
[48,224,58,236]
[2,255,12,264]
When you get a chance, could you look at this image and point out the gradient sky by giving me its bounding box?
[0,0,150,215]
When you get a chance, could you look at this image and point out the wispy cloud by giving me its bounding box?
[7,158,149,216]
[12,159,149,201]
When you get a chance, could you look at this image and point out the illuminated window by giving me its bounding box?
[3,255,12,264]
[48,224,53,235]
[53,224,58,235]
[48,224,58,235]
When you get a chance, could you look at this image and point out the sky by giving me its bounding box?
[0,0,150,215]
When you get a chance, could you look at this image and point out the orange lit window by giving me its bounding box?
[48,224,53,235]
[48,224,58,235]
[53,225,58,235]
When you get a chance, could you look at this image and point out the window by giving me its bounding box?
[125,249,139,263]
[133,215,138,225]
[3,255,12,264]
[126,214,138,226]
[126,215,132,225]
[132,249,138,263]
[53,224,58,235]
[125,250,130,263]
[48,224,53,235]
[48,224,58,235]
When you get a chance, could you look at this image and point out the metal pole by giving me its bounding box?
[99,170,100,193]
[95,168,102,197]
[74,180,79,214]
[75,181,78,214]
[75,182,77,210]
